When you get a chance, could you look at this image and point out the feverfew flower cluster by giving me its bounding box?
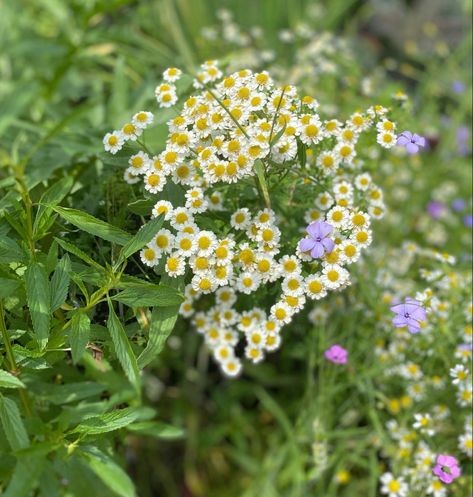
[103,63,402,377]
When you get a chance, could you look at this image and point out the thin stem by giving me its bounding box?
[0,301,32,416]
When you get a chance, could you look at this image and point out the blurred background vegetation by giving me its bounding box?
[0,1,471,496]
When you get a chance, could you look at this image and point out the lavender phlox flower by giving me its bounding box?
[396,131,426,154]
[390,298,426,334]
[427,201,445,219]
[299,221,335,259]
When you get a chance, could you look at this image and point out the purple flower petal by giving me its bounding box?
[299,238,315,252]
[396,135,411,146]
[322,238,335,253]
[318,221,333,238]
[390,303,406,314]
[413,134,426,147]
[306,221,322,239]
[393,315,408,327]
[405,142,419,154]
[310,242,325,258]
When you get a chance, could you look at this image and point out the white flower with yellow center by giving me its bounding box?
[321,264,349,290]
[380,473,408,497]
[139,246,161,267]
[221,357,242,377]
[191,271,217,295]
[163,67,182,83]
[103,131,124,154]
[175,232,196,258]
[164,253,186,277]
[132,110,154,129]
[305,275,327,300]
[270,301,293,325]
[152,229,174,255]
[128,151,149,175]
[236,271,261,295]
[144,170,166,194]
[152,200,173,220]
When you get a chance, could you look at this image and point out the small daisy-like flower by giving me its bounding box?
[121,122,142,141]
[305,275,327,300]
[123,167,141,184]
[103,131,124,154]
[144,170,166,194]
[449,364,469,385]
[191,271,217,294]
[377,131,396,148]
[140,246,161,267]
[355,172,372,191]
[175,232,196,258]
[152,200,173,220]
[170,207,193,230]
[194,230,217,256]
[245,344,265,364]
[163,67,182,83]
[221,357,242,377]
[270,301,293,325]
[321,264,349,290]
[164,253,186,277]
[413,413,435,436]
[380,473,408,497]
[237,271,261,294]
[152,229,175,254]
[127,150,150,174]
[132,111,154,129]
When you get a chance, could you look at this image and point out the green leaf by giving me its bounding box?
[107,299,140,392]
[0,278,21,299]
[3,456,46,497]
[54,237,106,272]
[117,214,164,264]
[53,206,131,245]
[0,370,25,389]
[25,262,51,350]
[0,236,27,264]
[31,381,104,405]
[137,305,179,368]
[69,311,90,364]
[112,284,183,308]
[0,395,29,450]
[127,199,155,216]
[71,407,140,435]
[254,159,272,210]
[127,421,184,439]
[297,139,307,168]
[33,176,74,236]
[50,253,71,311]
[80,446,135,497]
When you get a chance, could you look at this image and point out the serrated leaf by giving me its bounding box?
[111,284,183,308]
[54,237,106,272]
[0,370,25,389]
[107,299,140,392]
[0,237,27,264]
[0,395,29,450]
[53,206,131,245]
[69,311,90,364]
[80,446,135,497]
[31,381,105,405]
[127,421,184,439]
[117,214,164,264]
[71,407,140,435]
[25,262,51,350]
[50,253,71,311]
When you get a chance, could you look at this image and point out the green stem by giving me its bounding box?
[0,301,32,417]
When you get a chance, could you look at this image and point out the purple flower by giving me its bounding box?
[433,454,461,484]
[324,344,348,364]
[464,214,473,228]
[452,80,465,94]
[299,221,335,258]
[452,198,466,212]
[427,201,445,219]
[457,126,470,156]
[390,298,426,334]
[396,131,426,154]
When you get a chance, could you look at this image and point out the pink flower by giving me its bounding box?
[324,344,348,364]
[432,454,461,484]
